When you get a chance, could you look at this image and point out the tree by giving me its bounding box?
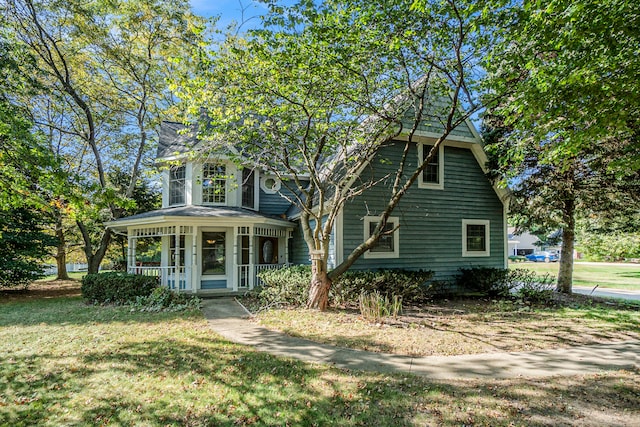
[181,0,507,309]
[0,208,57,288]
[483,0,640,292]
[2,0,207,273]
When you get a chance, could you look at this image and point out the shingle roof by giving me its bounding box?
[110,205,292,223]
[156,121,198,159]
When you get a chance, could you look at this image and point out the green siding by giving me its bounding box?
[340,141,505,281]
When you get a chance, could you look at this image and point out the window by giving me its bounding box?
[418,143,444,189]
[241,168,255,209]
[202,232,226,274]
[363,216,400,259]
[462,219,490,257]
[169,166,186,206]
[260,174,281,194]
[202,163,226,204]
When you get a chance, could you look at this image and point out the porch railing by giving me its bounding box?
[237,263,291,289]
[129,265,190,291]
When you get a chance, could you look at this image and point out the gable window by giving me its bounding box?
[241,168,255,209]
[418,143,444,189]
[169,166,185,206]
[202,163,226,204]
[363,216,400,259]
[462,219,490,257]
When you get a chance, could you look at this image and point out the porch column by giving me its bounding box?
[249,227,256,289]
[191,226,198,293]
[232,228,239,292]
[127,234,137,274]
[174,229,180,290]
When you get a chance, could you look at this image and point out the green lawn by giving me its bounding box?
[1,295,639,426]
[511,262,640,290]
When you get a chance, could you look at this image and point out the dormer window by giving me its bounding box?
[203,163,227,204]
[169,165,186,206]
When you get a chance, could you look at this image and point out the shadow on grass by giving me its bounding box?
[0,296,200,328]
[2,334,639,426]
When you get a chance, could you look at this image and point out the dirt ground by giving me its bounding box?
[0,280,82,303]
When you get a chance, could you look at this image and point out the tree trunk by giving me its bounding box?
[307,258,331,311]
[557,198,576,293]
[78,220,112,274]
[54,220,70,280]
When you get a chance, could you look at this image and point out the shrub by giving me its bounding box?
[455,267,516,297]
[513,270,557,304]
[81,272,159,304]
[130,286,202,312]
[253,265,312,308]
[332,269,434,306]
[358,291,402,323]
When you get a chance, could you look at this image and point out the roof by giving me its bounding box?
[107,205,294,230]
[157,121,198,159]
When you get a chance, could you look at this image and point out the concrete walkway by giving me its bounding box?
[201,298,640,380]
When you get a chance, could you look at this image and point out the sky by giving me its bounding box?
[189,0,269,31]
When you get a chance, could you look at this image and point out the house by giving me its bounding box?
[107,115,510,295]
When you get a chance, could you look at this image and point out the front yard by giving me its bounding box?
[253,298,640,357]
[511,262,640,290]
[1,282,639,426]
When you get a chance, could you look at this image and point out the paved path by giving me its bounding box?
[201,298,640,380]
[574,286,640,301]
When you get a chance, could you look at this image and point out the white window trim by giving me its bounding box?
[462,219,490,257]
[363,216,400,259]
[168,165,186,207]
[260,174,281,194]
[417,142,444,190]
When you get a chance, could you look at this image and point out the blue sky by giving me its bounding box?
[190,0,269,30]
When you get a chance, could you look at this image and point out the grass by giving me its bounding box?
[1,286,639,426]
[510,262,640,290]
[254,299,640,357]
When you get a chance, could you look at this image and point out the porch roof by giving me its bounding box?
[107,205,294,231]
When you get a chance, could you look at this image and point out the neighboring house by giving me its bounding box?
[108,115,510,295]
[508,227,540,256]
[508,227,564,257]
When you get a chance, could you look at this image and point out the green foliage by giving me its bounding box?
[332,269,435,305]
[455,267,515,297]
[0,208,57,288]
[253,267,435,308]
[514,274,557,305]
[130,286,201,312]
[358,291,402,324]
[81,272,159,304]
[576,231,640,262]
[253,265,313,308]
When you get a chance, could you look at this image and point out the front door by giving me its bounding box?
[201,231,228,290]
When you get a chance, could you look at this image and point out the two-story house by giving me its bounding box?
[108,115,509,295]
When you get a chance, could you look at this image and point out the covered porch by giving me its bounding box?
[107,206,295,294]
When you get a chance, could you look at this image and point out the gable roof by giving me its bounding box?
[157,121,198,160]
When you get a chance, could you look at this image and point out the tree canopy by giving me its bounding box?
[484,0,640,292]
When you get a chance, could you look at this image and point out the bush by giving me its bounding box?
[512,270,557,304]
[455,267,515,297]
[253,265,312,308]
[130,286,202,312]
[332,269,434,306]
[81,272,159,304]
